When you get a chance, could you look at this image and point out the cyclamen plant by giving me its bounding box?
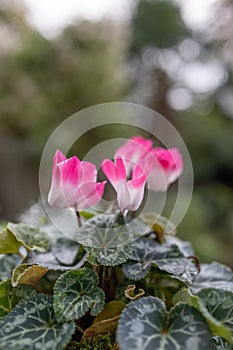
[0,136,232,350]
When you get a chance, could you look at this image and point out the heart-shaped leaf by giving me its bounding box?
[191,262,233,294]
[0,280,36,320]
[198,288,233,344]
[11,264,48,287]
[75,214,134,248]
[117,296,212,350]
[0,294,75,350]
[173,288,233,345]
[122,238,198,284]
[198,289,233,332]
[7,222,50,252]
[0,254,22,280]
[53,268,105,323]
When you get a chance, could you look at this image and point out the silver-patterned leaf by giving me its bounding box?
[198,288,233,344]
[75,213,135,248]
[117,296,212,350]
[0,279,37,320]
[173,288,233,345]
[198,289,233,332]
[212,336,233,350]
[166,236,194,256]
[191,262,233,294]
[7,222,50,252]
[122,238,198,284]
[84,244,134,266]
[0,294,75,350]
[53,268,105,322]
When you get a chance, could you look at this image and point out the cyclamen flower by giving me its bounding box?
[114,136,153,175]
[115,136,183,192]
[146,147,183,191]
[48,150,106,211]
[101,157,149,211]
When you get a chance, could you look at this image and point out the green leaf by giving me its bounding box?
[80,210,95,219]
[122,238,198,284]
[75,213,134,248]
[51,237,79,266]
[0,229,22,254]
[26,250,88,271]
[191,262,233,294]
[198,289,233,344]
[11,264,48,287]
[117,296,212,350]
[0,280,37,320]
[173,289,233,345]
[7,222,50,252]
[53,268,105,323]
[0,295,75,350]
[0,254,22,280]
[198,289,233,333]
[84,244,134,266]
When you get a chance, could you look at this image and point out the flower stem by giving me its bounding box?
[76,211,82,227]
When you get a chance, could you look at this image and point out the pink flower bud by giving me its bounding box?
[48,150,106,210]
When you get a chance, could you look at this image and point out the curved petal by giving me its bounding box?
[54,149,67,166]
[75,181,106,211]
[101,159,118,189]
[116,157,127,181]
[58,156,80,186]
[48,150,68,208]
[147,147,183,191]
[78,161,97,184]
[126,178,146,211]
[147,166,168,192]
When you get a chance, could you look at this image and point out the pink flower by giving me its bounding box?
[146,147,183,191]
[101,157,149,211]
[114,136,153,175]
[48,150,106,211]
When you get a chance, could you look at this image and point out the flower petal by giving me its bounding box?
[115,136,153,174]
[126,178,146,211]
[75,181,106,211]
[101,159,118,189]
[116,180,131,210]
[146,147,183,191]
[58,156,80,186]
[116,157,127,181]
[78,161,97,184]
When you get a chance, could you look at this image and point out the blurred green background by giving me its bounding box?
[0,0,232,267]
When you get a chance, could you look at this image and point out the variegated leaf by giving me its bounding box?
[53,268,105,322]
